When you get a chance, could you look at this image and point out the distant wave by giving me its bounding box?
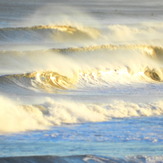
[0,25,100,42]
[0,95,163,133]
[1,44,163,59]
[52,44,163,58]
[0,155,162,163]
[0,22,163,44]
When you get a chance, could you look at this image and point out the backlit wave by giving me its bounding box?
[0,67,162,93]
[1,44,163,59]
[1,22,163,44]
[50,44,163,61]
[2,71,77,92]
[0,25,100,42]
[0,96,163,133]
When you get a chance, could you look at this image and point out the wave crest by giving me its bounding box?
[1,44,163,59]
[0,25,100,42]
[3,71,77,92]
[0,66,163,93]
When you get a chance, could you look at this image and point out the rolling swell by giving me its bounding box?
[0,155,162,163]
[1,44,163,59]
[0,25,100,42]
[1,22,163,44]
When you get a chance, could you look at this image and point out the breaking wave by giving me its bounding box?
[0,95,163,133]
[0,42,163,92]
[0,2,163,159]
[1,22,163,45]
[0,25,100,42]
[0,21,163,133]
[0,65,163,93]
[3,71,77,91]
[0,22,163,92]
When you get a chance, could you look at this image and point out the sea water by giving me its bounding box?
[0,0,163,162]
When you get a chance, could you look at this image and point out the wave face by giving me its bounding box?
[0,43,163,93]
[0,155,163,163]
[1,22,163,43]
[0,25,100,43]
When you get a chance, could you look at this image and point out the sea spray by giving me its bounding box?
[0,96,163,133]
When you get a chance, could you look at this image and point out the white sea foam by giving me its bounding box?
[0,95,162,133]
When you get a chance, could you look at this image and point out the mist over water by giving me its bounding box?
[0,96,163,133]
[0,0,163,162]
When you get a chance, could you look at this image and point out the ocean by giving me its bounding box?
[0,0,163,162]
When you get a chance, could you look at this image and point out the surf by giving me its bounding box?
[0,95,163,133]
[0,42,163,93]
